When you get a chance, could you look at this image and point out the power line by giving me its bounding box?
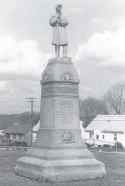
[25,97,38,115]
[25,97,38,146]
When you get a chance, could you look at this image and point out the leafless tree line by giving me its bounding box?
[80,82,125,127]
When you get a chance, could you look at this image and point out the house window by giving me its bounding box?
[102,135,105,139]
[96,135,99,140]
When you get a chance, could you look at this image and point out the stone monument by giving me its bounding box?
[15,5,106,185]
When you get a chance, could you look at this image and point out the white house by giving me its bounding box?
[83,115,125,147]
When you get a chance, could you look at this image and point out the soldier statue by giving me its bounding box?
[49,4,69,57]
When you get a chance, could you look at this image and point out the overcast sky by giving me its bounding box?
[0,0,125,113]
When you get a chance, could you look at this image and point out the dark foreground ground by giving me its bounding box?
[0,148,125,186]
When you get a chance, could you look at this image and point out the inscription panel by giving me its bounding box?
[61,131,75,144]
[54,98,79,128]
[55,99,74,124]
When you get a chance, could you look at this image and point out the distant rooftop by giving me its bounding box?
[86,115,125,133]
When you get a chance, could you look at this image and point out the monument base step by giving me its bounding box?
[15,147,106,183]
[25,179,106,186]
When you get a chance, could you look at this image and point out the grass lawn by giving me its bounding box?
[0,148,124,186]
[0,149,46,186]
[94,151,125,186]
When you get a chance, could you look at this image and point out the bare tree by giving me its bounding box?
[104,83,125,114]
[80,97,108,128]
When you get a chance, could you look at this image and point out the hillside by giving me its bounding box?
[0,112,40,130]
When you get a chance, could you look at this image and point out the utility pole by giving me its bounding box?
[25,97,37,146]
[114,133,118,152]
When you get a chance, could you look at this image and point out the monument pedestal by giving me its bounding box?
[15,147,105,183]
[15,57,106,183]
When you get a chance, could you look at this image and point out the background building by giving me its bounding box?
[83,115,125,147]
[4,123,32,146]
[0,113,39,146]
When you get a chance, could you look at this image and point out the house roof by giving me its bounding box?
[86,115,125,133]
